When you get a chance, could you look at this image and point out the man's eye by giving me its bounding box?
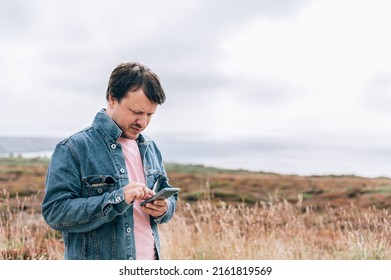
[130,109,141,115]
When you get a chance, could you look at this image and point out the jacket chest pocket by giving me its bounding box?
[83,175,117,196]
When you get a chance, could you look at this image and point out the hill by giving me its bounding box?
[165,162,391,210]
[1,157,391,211]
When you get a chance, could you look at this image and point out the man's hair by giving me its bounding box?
[106,62,166,104]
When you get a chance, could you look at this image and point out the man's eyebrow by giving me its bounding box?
[129,107,155,115]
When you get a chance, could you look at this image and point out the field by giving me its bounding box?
[1,157,391,259]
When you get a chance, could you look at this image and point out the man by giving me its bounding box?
[42,62,178,260]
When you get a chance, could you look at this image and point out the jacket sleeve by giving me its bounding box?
[150,143,178,224]
[152,180,178,224]
[41,140,130,233]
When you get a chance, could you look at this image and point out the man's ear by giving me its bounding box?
[108,94,117,109]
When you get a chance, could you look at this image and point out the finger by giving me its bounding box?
[147,188,155,196]
[133,190,142,201]
[142,186,151,198]
[149,201,167,213]
[153,199,167,207]
[142,205,161,216]
[136,188,148,200]
[142,202,160,211]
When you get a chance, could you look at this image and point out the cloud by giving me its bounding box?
[1,0,391,177]
[0,0,38,38]
[361,73,391,113]
[0,0,310,106]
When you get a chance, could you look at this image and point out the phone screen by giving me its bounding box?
[140,188,180,206]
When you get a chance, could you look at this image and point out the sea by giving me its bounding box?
[0,136,60,158]
[1,136,389,178]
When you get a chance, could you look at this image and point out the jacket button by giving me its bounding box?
[115,196,121,202]
[111,144,116,149]
[120,168,125,173]
[126,227,132,233]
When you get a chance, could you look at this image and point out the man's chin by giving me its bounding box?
[121,132,139,140]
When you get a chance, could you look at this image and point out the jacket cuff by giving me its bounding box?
[103,188,130,215]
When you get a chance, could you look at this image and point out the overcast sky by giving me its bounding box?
[1,0,391,177]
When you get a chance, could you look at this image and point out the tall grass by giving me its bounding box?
[160,196,391,260]
[0,190,63,259]
[2,189,390,260]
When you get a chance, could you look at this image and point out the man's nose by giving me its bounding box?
[135,115,147,127]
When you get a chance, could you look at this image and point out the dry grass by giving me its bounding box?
[2,158,391,260]
[159,196,391,260]
[0,190,63,260]
[2,191,389,260]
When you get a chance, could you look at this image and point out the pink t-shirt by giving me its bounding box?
[117,137,157,260]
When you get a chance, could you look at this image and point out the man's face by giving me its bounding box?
[106,88,158,140]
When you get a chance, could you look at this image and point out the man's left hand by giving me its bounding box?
[141,199,168,218]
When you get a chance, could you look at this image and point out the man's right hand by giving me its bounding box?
[123,182,154,204]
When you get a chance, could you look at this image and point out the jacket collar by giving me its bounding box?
[92,108,149,145]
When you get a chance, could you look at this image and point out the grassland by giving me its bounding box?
[1,157,391,259]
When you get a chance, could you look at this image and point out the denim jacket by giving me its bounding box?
[42,109,178,260]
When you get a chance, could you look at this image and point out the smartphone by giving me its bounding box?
[140,188,180,206]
